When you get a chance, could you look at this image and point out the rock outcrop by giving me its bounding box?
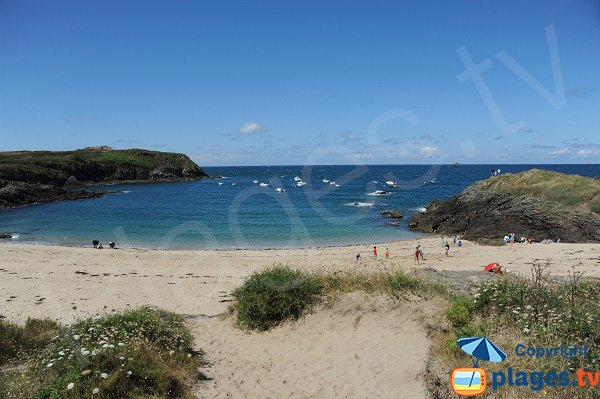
[380,210,404,219]
[410,169,600,244]
[0,148,209,209]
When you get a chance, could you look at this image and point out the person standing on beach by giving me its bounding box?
[373,246,377,259]
[414,246,420,265]
[419,245,425,260]
[444,243,450,257]
[356,253,361,264]
[385,247,389,259]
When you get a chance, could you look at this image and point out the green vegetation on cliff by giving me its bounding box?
[0,148,207,186]
[0,148,208,209]
[488,169,600,214]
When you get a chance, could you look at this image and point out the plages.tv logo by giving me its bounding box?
[450,336,507,397]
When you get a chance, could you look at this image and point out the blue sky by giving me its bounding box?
[1,1,599,166]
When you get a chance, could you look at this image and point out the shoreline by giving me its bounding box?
[0,233,428,252]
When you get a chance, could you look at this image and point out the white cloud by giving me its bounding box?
[418,146,438,157]
[239,122,265,135]
[576,149,599,157]
[550,148,570,155]
[344,152,374,160]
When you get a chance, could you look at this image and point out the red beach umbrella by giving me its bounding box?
[485,262,497,272]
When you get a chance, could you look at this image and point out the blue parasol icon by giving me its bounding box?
[458,336,507,367]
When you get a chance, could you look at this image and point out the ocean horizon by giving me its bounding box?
[0,164,598,250]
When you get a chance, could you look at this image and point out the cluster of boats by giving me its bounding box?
[293,176,307,187]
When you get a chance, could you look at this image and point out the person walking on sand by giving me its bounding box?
[419,245,425,260]
[356,253,361,264]
[385,247,390,259]
[373,246,378,259]
[444,243,450,257]
[414,246,420,265]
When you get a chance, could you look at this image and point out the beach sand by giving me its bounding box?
[1,238,599,398]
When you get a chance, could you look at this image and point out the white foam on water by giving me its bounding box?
[345,202,375,207]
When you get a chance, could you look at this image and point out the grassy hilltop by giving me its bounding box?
[0,147,208,210]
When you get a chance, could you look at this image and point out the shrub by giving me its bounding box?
[445,295,472,328]
[0,307,200,399]
[233,266,323,331]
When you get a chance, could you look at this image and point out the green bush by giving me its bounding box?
[0,307,199,399]
[445,295,472,328]
[233,266,323,331]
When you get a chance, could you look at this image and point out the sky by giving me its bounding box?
[1,1,599,166]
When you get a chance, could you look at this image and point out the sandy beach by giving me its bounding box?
[1,238,599,398]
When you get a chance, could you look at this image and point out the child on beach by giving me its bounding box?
[373,246,377,258]
[414,246,420,265]
[385,247,389,259]
[444,243,450,257]
[419,245,425,260]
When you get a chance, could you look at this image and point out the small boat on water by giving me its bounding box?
[385,181,399,188]
[293,176,302,182]
[322,178,330,183]
[296,181,307,187]
[430,178,438,184]
[372,190,390,195]
[218,182,223,186]
[259,182,269,187]
[253,180,259,184]
[275,187,285,192]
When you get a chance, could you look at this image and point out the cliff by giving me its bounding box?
[410,169,600,244]
[0,148,208,209]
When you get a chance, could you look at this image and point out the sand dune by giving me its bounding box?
[194,293,437,399]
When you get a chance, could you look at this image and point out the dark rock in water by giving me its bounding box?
[410,169,600,244]
[0,233,12,239]
[380,210,404,219]
[0,182,107,210]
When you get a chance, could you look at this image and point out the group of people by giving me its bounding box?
[355,246,390,263]
[92,240,116,249]
[413,236,463,264]
[355,235,507,277]
[503,233,560,245]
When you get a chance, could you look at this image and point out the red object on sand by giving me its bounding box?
[485,262,497,271]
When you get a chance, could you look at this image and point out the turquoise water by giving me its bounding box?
[0,164,597,249]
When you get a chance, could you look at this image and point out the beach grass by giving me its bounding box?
[232,266,323,331]
[0,307,200,399]
[232,266,447,331]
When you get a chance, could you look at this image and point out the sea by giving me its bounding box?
[0,164,598,249]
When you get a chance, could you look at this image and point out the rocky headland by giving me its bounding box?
[0,147,208,210]
[410,169,600,244]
